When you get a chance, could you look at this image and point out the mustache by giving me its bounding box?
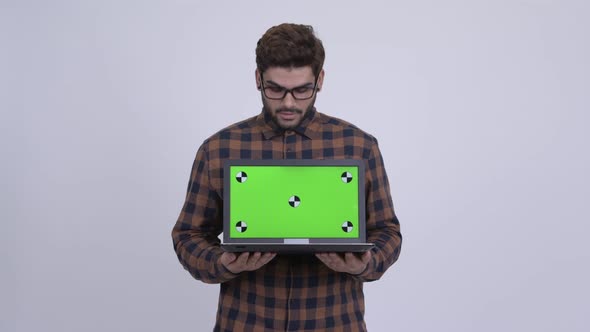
[276,108,303,114]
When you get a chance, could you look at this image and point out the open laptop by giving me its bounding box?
[221,159,374,253]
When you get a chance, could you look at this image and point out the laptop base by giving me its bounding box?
[221,243,374,253]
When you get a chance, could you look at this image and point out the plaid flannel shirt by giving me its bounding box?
[172,108,402,331]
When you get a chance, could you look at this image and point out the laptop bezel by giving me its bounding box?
[222,159,367,245]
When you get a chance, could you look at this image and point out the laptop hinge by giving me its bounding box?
[284,239,310,244]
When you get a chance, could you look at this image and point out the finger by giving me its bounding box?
[328,253,343,263]
[247,252,262,267]
[256,252,276,267]
[361,251,371,264]
[221,252,247,274]
[219,252,237,267]
[344,252,357,263]
[328,253,346,268]
[315,253,329,264]
[315,253,327,261]
[318,253,336,264]
[223,252,237,263]
[234,252,250,266]
[315,253,334,266]
[261,252,276,262]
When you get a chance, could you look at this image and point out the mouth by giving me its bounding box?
[277,109,302,121]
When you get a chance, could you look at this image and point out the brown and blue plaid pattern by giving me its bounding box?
[172,108,402,331]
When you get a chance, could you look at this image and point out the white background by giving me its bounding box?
[2,0,589,331]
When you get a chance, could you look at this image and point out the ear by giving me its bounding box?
[316,69,325,92]
[255,69,261,90]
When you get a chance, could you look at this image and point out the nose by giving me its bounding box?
[281,92,297,109]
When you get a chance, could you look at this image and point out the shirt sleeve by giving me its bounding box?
[352,140,402,282]
[171,143,239,284]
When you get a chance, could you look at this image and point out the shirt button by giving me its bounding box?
[285,130,294,136]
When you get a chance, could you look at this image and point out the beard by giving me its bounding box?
[262,95,317,130]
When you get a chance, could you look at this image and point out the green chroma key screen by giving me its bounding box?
[229,165,360,238]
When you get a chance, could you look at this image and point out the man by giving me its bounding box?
[172,23,402,331]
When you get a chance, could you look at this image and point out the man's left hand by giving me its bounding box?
[315,251,372,275]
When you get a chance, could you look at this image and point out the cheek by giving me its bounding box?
[299,100,314,112]
[266,100,281,112]
[263,101,283,116]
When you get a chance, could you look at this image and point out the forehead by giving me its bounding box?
[263,66,315,86]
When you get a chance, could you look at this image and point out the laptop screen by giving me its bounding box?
[223,159,366,243]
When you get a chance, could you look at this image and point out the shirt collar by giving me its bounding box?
[258,108,321,140]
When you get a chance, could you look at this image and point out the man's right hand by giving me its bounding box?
[220,252,277,274]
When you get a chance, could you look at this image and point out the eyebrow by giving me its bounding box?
[265,80,315,89]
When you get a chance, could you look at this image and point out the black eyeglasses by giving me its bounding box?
[260,74,319,100]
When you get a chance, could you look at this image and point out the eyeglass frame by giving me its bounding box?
[259,74,320,100]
